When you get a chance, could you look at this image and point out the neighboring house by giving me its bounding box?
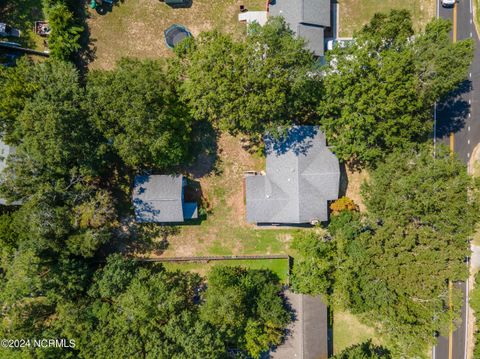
[0,138,14,206]
[268,0,331,57]
[132,175,198,223]
[245,126,340,225]
[271,291,328,359]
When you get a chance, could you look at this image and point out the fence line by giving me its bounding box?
[136,254,290,263]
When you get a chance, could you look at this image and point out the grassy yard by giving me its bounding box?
[163,258,290,283]
[87,0,266,69]
[338,0,436,37]
[333,310,385,354]
[151,133,297,260]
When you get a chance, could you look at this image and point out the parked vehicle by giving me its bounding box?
[0,23,20,37]
[325,38,355,51]
[441,0,456,7]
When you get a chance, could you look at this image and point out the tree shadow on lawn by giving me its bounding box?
[182,120,222,178]
[436,79,472,138]
[74,1,98,74]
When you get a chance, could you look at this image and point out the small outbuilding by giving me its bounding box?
[133,175,198,223]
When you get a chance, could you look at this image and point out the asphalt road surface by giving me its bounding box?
[433,281,468,359]
[436,0,480,163]
[433,2,474,357]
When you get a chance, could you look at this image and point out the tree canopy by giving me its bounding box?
[291,146,478,357]
[178,17,321,138]
[333,340,391,359]
[201,266,290,358]
[46,3,83,61]
[319,10,473,167]
[86,58,194,169]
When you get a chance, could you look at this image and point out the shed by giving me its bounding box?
[133,175,198,223]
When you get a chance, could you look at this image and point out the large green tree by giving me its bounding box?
[333,340,391,359]
[86,58,193,169]
[319,10,473,167]
[46,3,83,61]
[292,146,478,357]
[291,228,336,297]
[200,266,290,358]
[355,146,477,356]
[178,17,321,137]
[56,255,227,359]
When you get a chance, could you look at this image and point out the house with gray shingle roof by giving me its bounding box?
[269,0,331,57]
[271,291,328,359]
[245,126,339,224]
[133,175,198,223]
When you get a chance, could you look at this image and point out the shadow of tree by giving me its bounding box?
[73,1,97,74]
[436,79,471,138]
[121,222,178,256]
[182,120,222,178]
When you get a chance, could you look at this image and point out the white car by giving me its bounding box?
[326,38,354,51]
[441,0,456,7]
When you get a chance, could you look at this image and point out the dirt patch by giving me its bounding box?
[344,168,368,212]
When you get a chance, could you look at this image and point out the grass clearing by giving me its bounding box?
[87,0,266,69]
[163,258,290,282]
[338,0,436,37]
[333,310,385,354]
[155,133,297,259]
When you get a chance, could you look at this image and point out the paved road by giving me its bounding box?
[433,281,468,359]
[433,2,474,357]
[436,0,480,163]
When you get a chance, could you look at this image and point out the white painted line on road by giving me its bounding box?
[468,139,471,144]
[470,73,472,78]
[469,126,471,131]
[469,113,472,118]
[469,99,472,105]
[468,153,471,157]
[471,19,473,25]
[471,32,473,38]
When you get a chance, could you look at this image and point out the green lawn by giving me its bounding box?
[333,310,385,354]
[338,0,436,37]
[87,0,266,69]
[163,258,290,283]
[154,134,297,261]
